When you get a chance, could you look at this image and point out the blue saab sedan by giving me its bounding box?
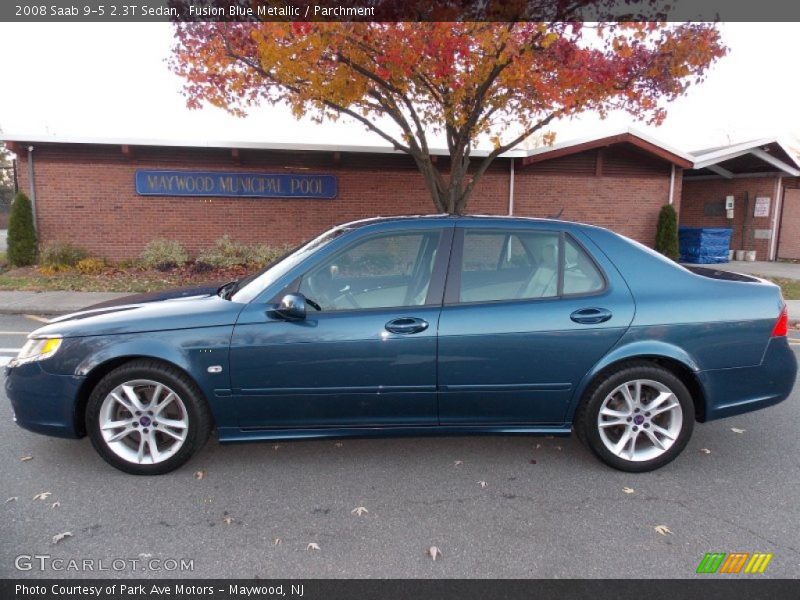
[6,216,797,474]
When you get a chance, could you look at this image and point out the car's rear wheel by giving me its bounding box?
[86,360,211,475]
[575,363,694,472]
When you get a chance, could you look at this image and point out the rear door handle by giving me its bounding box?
[385,317,429,334]
[570,307,612,324]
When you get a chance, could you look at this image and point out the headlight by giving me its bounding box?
[9,336,63,367]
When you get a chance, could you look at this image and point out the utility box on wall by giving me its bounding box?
[725,195,734,219]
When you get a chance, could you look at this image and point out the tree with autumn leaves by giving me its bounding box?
[170,13,725,214]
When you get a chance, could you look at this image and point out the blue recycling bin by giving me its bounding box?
[679,227,733,264]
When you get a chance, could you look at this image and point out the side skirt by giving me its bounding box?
[216,424,572,443]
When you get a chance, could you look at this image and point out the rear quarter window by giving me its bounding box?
[563,236,605,295]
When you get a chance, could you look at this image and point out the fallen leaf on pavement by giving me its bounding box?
[222,516,234,525]
[654,525,672,536]
[194,470,206,480]
[731,428,746,434]
[426,546,442,561]
[554,446,563,451]
[6,497,18,504]
[33,492,52,501]
[273,538,282,546]
[351,506,368,516]
[334,442,343,448]
[51,501,60,509]
[622,487,635,494]
[52,532,72,544]
[20,456,33,462]
[477,481,488,489]
[454,460,463,466]
[307,542,320,552]
[699,448,712,454]
[273,444,281,450]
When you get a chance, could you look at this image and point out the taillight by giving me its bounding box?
[771,306,788,337]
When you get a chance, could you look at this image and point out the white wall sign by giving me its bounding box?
[754,197,771,217]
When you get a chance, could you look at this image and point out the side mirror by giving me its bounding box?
[276,293,307,320]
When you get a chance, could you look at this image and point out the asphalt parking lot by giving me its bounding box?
[1,313,799,579]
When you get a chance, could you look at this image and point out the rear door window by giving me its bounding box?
[458,230,560,302]
[452,229,605,304]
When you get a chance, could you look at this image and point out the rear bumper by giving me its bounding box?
[699,337,798,421]
[5,362,85,438]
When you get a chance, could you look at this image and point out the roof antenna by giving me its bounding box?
[548,207,564,219]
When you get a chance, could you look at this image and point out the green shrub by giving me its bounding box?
[39,242,89,268]
[38,265,62,276]
[246,243,290,268]
[655,204,679,260]
[195,236,291,269]
[116,258,138,270]
[7,192,37,267]
[191,261,214,274]
[140,238,189,270]
[197,235,250,268]
[76,257,106,274]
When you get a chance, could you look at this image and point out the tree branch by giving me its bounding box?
[219,34,414,154]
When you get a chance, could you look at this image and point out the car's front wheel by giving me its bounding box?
[576,363,694,472]
[86,360,211,475]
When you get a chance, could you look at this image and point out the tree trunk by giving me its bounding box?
[413,147,481,216]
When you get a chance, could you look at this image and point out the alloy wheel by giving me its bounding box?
[596,378,683,462]
[98,379,189,465]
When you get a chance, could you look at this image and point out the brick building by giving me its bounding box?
[3,130,691,262]
[680,139,800,261]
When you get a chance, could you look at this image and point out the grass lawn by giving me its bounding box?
[760,276,800,301]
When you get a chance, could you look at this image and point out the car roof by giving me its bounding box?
[340,214,593,231]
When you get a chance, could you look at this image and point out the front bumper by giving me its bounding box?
[699,336,798,421]
[5,362,85,438]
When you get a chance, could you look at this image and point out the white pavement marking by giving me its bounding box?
[0,348,22,352]
[0,331,31,335]
[24,314,50,324]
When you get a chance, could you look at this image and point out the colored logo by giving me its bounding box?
[696,552,773,574]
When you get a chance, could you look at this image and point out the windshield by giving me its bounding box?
[229,225,349,304]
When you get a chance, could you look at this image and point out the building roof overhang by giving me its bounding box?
[0,126,694,168]
[686,139,800,179]
[519,129,694,169]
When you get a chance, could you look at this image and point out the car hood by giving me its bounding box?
[34,284,244,338]
[78,282,226,311]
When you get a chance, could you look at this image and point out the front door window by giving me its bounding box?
[298,231,440,311]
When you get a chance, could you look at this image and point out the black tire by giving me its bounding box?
[85,359,212,475]
[575,362,694,472]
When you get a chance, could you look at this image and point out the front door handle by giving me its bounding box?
[385,317,429,334]
[570,307,612,325]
